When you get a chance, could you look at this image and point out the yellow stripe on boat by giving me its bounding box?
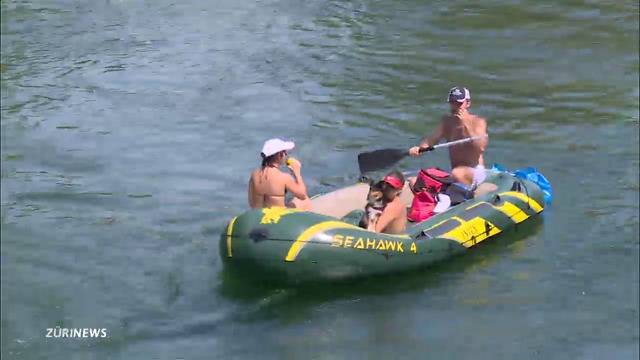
[466,191,540,224]
[499,191,543,213]
[493,201,529,223]
[441,217,501,248]
[465,202,485,211]
[285,221,410,262]
[467,200,529,223]
[285,221,361,262]
[424,217,462,232]
[226,216,238,258]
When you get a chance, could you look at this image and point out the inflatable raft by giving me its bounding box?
[220,168,551,283]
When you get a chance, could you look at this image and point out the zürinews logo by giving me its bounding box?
[46,327,108,338]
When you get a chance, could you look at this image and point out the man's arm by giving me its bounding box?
[409,121,444,156]
[475,117,488,152]
[419,121,444,148]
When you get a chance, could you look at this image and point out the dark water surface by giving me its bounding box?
[1,1,638,359]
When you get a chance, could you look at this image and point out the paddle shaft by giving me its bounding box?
[357,135,487,173]
[419,135,487,153]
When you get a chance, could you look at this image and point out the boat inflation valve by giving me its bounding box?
[249,228,270,243]
[359,175,371,184]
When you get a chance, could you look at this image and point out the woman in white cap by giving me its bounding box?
[248,138,312,210]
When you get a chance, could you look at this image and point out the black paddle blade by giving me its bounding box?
[357,148,408,173]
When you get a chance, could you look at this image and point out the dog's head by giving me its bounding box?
[367,180,385,205]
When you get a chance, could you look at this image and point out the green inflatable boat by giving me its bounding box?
[220,169,549,283]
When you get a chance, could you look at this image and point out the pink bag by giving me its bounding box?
[407,168,452,222]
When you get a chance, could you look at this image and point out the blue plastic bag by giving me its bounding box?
[513,167,553,204]
[492,163,553,204]
[490,163,508,173]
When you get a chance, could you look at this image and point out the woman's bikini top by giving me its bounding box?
[257,189,287,198]
[255,166,288,199]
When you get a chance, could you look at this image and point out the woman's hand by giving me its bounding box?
[367,217,378,232]
[286,157,302,174]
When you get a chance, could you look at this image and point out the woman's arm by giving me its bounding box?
[248,176,258,208]
[285,173,308,200]
[284,159,308,200]
[366,216,375,231]
[373,201,402,233]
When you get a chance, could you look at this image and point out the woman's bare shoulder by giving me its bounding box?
[387,197,405,212]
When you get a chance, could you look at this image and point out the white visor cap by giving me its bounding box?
[261,138,295,157]
[433,194,452,213]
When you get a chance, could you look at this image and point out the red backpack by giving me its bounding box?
[407,168,453,223]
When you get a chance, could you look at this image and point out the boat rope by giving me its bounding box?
[522,180,532,210]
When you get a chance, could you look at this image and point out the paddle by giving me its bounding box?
[357,135,486,173]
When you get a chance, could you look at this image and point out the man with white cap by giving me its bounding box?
[408,86,489,187]
[248,138,312,210]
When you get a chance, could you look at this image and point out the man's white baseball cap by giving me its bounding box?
[261,138,295,157]
[447,86,471,103]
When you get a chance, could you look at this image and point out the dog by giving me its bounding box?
[359,180,387,229]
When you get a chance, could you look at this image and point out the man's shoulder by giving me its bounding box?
[474,115,487,131]
[440,113,456,122]
[471,113,487,123]
[439,114,457,129]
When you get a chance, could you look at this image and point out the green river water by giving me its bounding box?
[1,1,638,359]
